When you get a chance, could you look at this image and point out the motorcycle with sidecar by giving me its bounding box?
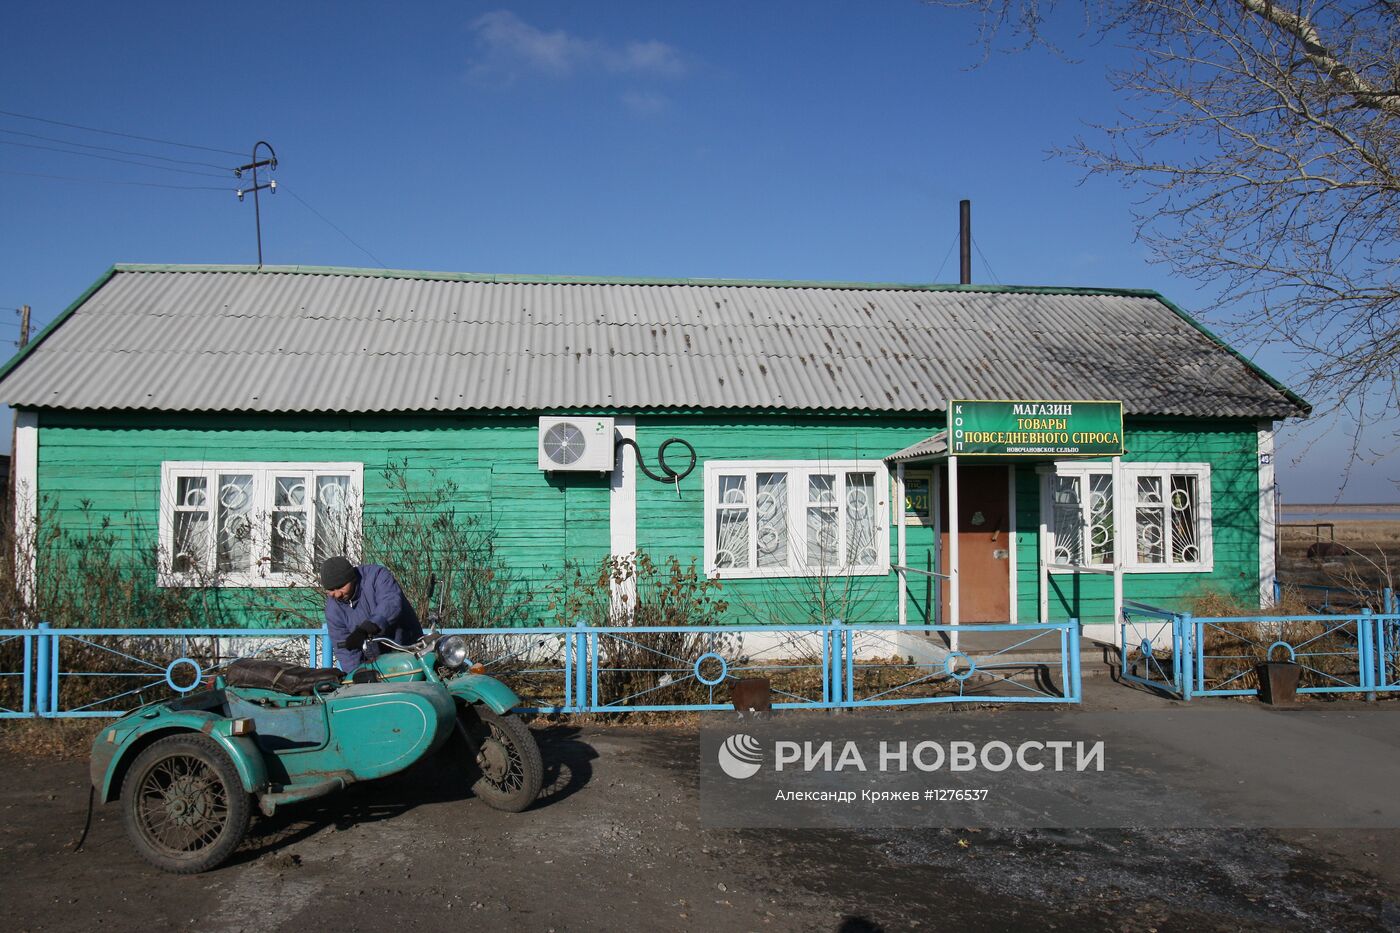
[88,624,543,873]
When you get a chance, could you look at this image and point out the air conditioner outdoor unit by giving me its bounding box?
[538,416,616,472]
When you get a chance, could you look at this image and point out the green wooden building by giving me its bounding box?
[0,264,1308,641]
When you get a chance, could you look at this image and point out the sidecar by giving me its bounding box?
[89,655,534,874]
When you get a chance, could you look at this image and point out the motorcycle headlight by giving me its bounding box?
[437,635,469,669]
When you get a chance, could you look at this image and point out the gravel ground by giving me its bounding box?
[3,684,1399,932]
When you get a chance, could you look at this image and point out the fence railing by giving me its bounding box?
[1274,579,1394,613]
[0,619,1083,718]
[1119,599,1400,702]
[1119,602,1187,696]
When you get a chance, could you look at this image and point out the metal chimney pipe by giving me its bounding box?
[959,199,972,285]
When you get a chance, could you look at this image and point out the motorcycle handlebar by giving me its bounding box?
[368,635,418,652]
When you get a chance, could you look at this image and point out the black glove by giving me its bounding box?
[344,621,380,652]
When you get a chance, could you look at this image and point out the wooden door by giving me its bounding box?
[939,464,1011,622]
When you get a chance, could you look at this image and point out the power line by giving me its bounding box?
[0,168,232,191]
[0,139,231,178]
[973,239,1002,286]
[934,231,960,282]
[284,186,387,268]
[0,108,245,158]
[0,127,234,171]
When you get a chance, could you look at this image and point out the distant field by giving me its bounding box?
[1277,519,1398,603]
[1282,504,1400,512]
[1281,504,1400,522]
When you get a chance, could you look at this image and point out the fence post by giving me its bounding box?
[1360,609,1376,702]
[588,622,600,711]
[1118,609,1129,682]
[1385,587,1396,616]
[49,622,61,715]
[830,620,845,708]
[21,630,33,716]
[572,620,589,713]
[1178,613,1194,702]
[563,625,574,713]
[1068,618,1082,703]
[34,623,50,717]
[321,624,335,668]
[843,620,855,704]
[820,627,830,706]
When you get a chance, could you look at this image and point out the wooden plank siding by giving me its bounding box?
[32,411,1263,628]
[1018,419,1263,623]
[632,413,942,626]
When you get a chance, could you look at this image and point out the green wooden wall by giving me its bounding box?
[1014,419,1263,623]
[632,413,942,626]
[32,410,1262,628]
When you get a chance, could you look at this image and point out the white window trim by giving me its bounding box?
[703,459,891,580]
[1041,461,1213,574]
[158,461,364,588]
[1040,463,1117,573]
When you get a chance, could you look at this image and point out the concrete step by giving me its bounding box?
[886,630,1112,676]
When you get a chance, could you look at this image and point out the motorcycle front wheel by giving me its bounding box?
[455,704,543,812]
[120,733,250,873]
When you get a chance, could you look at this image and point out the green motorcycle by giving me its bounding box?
[89,623,543,873]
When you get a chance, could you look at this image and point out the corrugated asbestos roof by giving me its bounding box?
[0,264,1309,418]
[887,432,950,463]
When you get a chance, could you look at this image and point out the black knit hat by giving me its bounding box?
[319,555,357,590]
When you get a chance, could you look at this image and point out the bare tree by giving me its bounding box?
[933,1,1399,450]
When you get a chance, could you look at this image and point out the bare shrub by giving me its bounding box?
[1185,586,1371,696]
[0,464,534,714]
[547,552,741,713]
[360,460,535,628]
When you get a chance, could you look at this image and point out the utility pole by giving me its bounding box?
[7,305,31,542]
[235,141,278,267]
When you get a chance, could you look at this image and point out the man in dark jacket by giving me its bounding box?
[320,555,423,673]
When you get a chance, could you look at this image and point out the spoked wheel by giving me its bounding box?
[456,704,543,812]
[121,733,250,873]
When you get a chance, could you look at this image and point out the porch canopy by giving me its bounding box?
[884,429,1125,646]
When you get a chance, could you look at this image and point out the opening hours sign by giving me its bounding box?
[949,400,1124,457]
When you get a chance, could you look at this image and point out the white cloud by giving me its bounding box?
[621,89,670,115]
[468,10,687,83]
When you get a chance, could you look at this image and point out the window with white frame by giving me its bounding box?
[704,461,889,578]
[159,462,363,586]
[1043,463,1211,572]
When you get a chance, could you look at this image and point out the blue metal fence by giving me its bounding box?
[0,619,1083,717]
[1274,579,1394,614]
[1119,599,1400,701]
[1119,602,1189,696]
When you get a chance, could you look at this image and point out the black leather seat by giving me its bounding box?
[224,658,343,696]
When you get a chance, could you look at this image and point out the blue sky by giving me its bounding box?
[0,1,1394,501]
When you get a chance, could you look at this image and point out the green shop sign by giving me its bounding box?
[949,399,1124,457]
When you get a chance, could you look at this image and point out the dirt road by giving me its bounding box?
[2,707,1399,933]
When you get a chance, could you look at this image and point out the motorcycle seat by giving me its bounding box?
[225,658,343,696]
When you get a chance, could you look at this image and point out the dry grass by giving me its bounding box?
[1176,585,1376,696]
[1279,519,1400,549]
[1187,587,1313,619]
[493,647,983,717]
[1278,519,1398,607]
[0,718,104,759]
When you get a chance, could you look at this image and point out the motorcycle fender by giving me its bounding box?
[445,673,521,714]
[95,713,269,803]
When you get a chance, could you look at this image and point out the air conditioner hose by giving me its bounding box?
[615,436,696,487]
